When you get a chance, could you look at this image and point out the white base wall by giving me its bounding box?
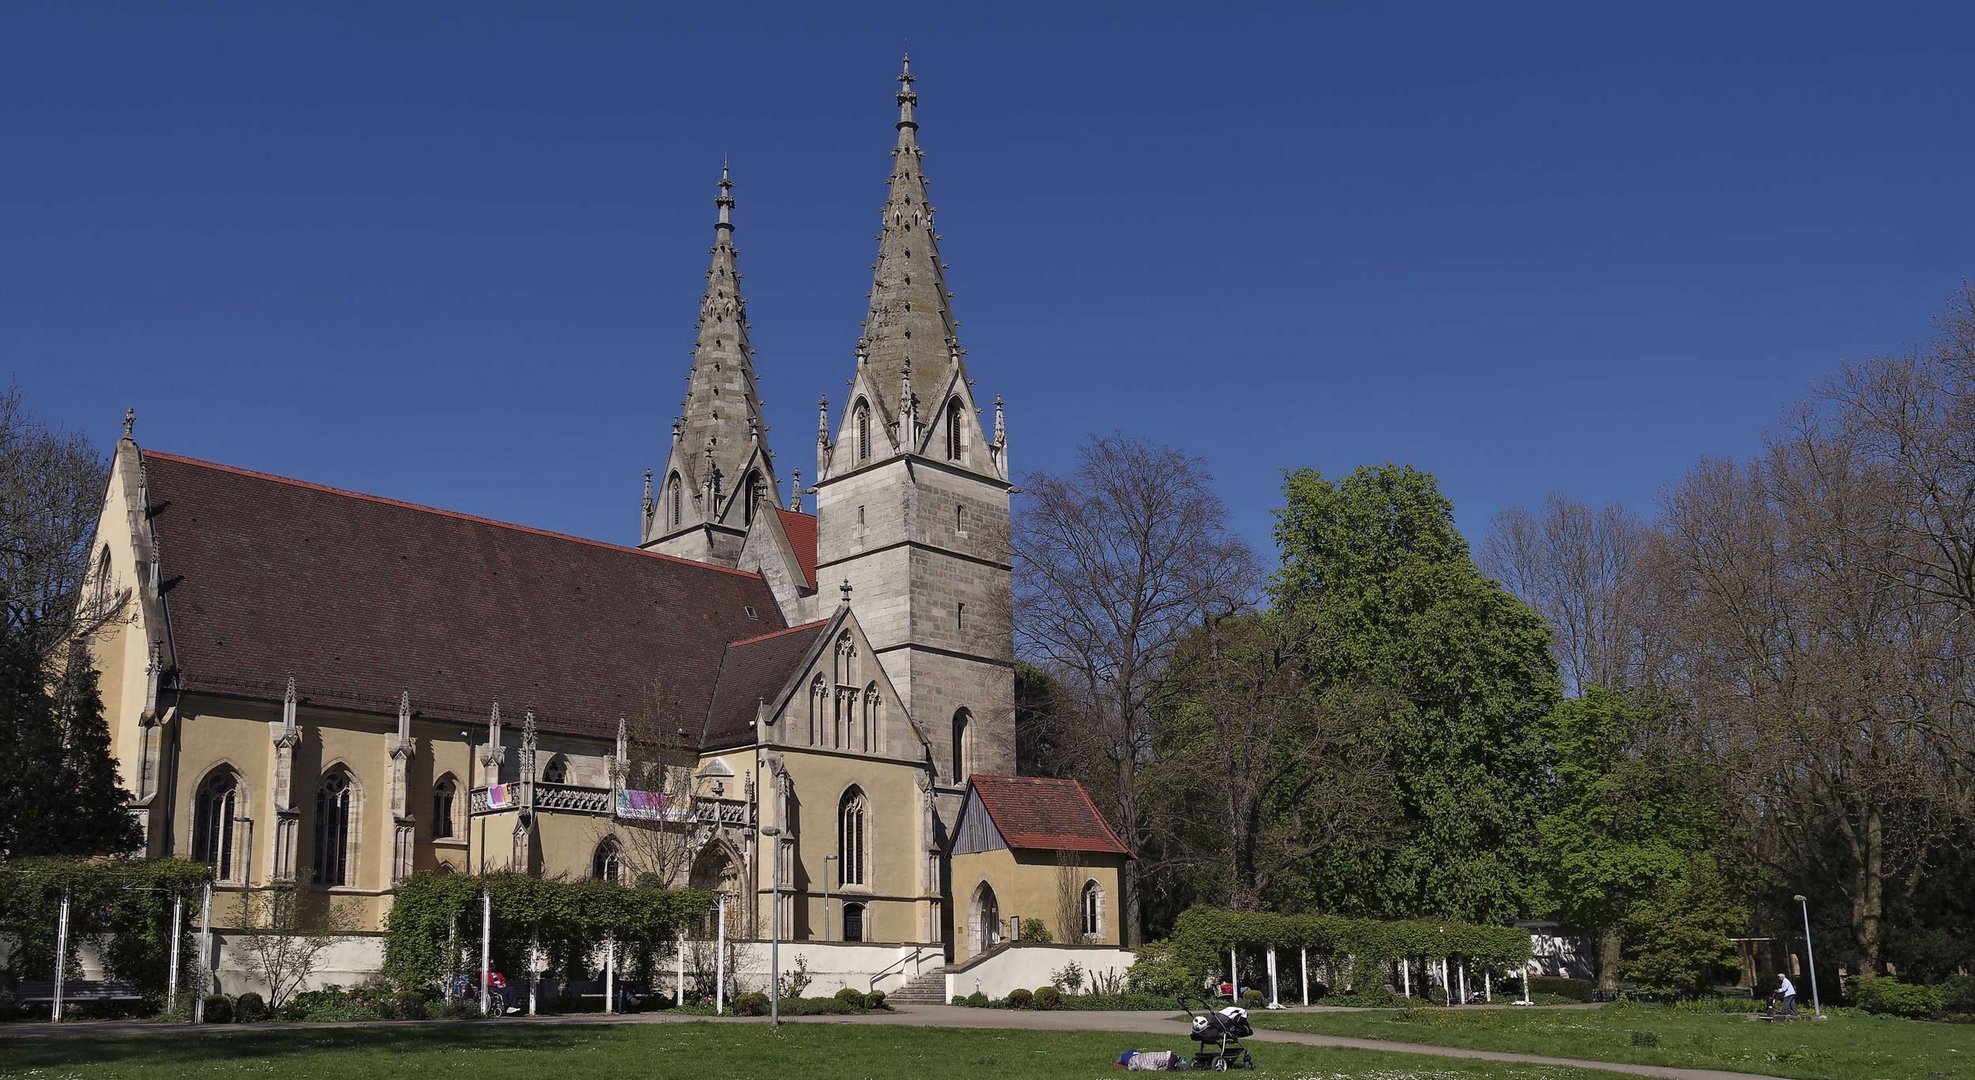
[945,944,1134,1000]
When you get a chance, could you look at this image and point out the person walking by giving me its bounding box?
[1777,973,1798,1016]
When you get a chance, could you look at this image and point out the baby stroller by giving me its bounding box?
[1181,997,1255,1070]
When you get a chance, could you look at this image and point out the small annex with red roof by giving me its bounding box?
[947,774,1131,960]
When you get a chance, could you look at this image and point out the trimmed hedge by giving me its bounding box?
[1034,985,1062,1010]
[1528,976,1597,1002]
[1005,987,1034,1009]
[1169,908,1533,981]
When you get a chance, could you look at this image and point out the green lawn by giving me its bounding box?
[1252,1004,1973,1080]
[0,1020,1620,1080]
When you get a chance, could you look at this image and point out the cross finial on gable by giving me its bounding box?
[840,578,854,605]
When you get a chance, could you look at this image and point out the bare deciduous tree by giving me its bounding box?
[1013,435,1256,945]
[0,387,126,667]
[1483,493,1651,694]
[233,886,359,1008]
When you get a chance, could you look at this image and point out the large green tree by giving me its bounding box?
[1536,686,1728,987]
[1271,464,1559,923]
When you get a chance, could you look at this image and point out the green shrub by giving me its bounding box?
[1126,940,1195,998]
[1527,976,1596,1002]
[733,991,770,1017]
[867,990,886,1010]
[201,994,233,1024]
[1034,985,1062,1010]
[388,991,427,1020]
[833,987,869,1009]
[1020,918,1053,944]
[1937,974,1975,1015]
[951,995,968,1006]
[1006,987,1035,1009]
[1239,988,1265,1008]
[1853,974,1941,1019]
[429,999,483,1020]
[232,992,268,1023]
[965,991,989,1008]
[1054,992,1186,1011]
[1328,987,1397,1007]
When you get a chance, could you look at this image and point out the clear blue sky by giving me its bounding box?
[6,2,1970,556]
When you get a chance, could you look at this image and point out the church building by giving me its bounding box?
[83,59,1127,967]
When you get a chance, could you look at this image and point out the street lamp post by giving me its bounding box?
[1792,894,1822,1017]
[823,855,837,942]
[762,824,783,1026]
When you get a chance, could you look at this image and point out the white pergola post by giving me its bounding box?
[167,891,184,1015]
[715,894,727,1015]
[194,881,213,1024]
[52,890,71,1023]
[479,890,492,1016]
[1484,969,1492,1003]
[1401,956,1411,998]
[675,929,686,1008]
[1441,957,1451,1005]
[1299,948,1309,1006]
[1229,948,1239,999]
[528,933,539,1016]
[1266,948,1279,1007]
[604,935,617,1014]
[1459,960,1468,1005]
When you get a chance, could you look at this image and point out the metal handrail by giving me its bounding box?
[870,944,943,994]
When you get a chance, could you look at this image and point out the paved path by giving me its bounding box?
[0,1003,1790,1080]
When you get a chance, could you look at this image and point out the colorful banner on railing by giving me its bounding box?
[616,788,693,822]
[485,783,513,810]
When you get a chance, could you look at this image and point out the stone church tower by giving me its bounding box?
[641,165,780,565]
[811,57,1014,791]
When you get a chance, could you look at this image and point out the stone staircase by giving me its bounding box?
[886,964,956,1005]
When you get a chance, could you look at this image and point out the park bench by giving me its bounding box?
[14,979,143,1013]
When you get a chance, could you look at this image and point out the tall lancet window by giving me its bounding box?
[668,472,683,527]
[854,400,871,463]
[946,398,964,461]
[951,708,973,784]
[313,769,356,887]
[838,787,868,886]
[192,769,239,881]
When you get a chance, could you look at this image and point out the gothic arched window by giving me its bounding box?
[854,400,871,463]
[838,787,868,887]
[951,708,973,783]
[432,775,458,839]
[312,769,356,887]
[1081,879,1104,939]
[593,838,622,884]
[945,398,964,461]
[192,769,239,881]
[667,472,683,527]
[542,755,569,785]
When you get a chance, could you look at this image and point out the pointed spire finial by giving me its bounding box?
[123,408,136,440]
[789,469,802,511]
[398,688,412,740]
[896,53,918,134]
[715,161,735,231]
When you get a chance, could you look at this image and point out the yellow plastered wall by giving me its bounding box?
[949,848,1125,962]
[755,747,937,945]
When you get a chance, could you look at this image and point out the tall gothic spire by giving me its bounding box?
[857,54,963,432]
[673,164,772,506]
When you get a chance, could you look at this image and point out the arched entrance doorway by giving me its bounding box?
[689,841,744,935]
[968,881,1001,957]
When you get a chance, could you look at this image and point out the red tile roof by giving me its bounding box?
[142,450,786,739]
[968,774,1133,857]
[702,618,830,749]
[776,508,818,589]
